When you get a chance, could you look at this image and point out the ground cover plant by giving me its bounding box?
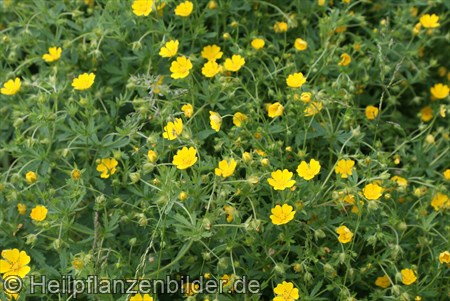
[0,0,449,300]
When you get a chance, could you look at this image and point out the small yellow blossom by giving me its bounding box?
[25,171,37,184]
[362,183,383,200]
[297,159,321,180]
[300,92,311,103]
[42,47,62,63]
[201,45,223,61]
[419,14,440,28]
[443,169,450,180]
[267,102,284,118]
[338,53,351,66]
[162,118,183,140]
[71,169,81,180]
[181,104,194,118]
[147,150,157,163]
[1,77,21,95]
[202,61,222,78]
[391,176,407,188]
[96,158,119,179]
[179,191,188,201]
[420,106,433,122]
[335,159,355,178]
[215,159,237,178]
[273,281,299,301]
[209,111,222,132]
[72,73,95,90]
[223,205,235,223]
[159,40,179,58]
[172,147,197,170]
[170,56,193,79]
[0,248,31,278]
[267,169,296,191]
[251,38,265,50]
[304,101,323,117]
[431,192,449,211]
[294,38,308,51]
[174,1,193,17]
[132,0,154,16]
[286,72,306,88]
[430,83,449,99]
[413,23,421,35]
[30,205,48,222]
[17,203,27,215]
[374,275,390,288]
[400,268,417,285]
[224,55,245,72]
[439,251,450,264]
[233,112,247,127]
[273,21,288,33]
[129,294,154,301]
[336,225,353,243]
[242,152,252,162]
[270,204,296,225]
[207,0,217,9]
[365,105,379,120]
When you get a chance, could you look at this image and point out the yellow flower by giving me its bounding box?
[181,103,194,118]
[183,282,200,296]
[374,275,390,288]
[286,72,306,88]
[215,159,237,178]
[401,268,417,285]
[297,159,321,180]
[273,281,299,301]
[362,183,383,200]
[338,53,351,66]
[30,205,48,222]
[202,61,222,78]
[251,38,265,50]
[25,171,37,184]
[170,56,193,79]
[96,158,119,179]
[207,0,217,10]
[174,1,193,17]
[224,54,245,72]
[162,118,183,140]
[270,204,296,225]
[335,159,355,178]
[179,191,188,201]
[132,0,154,16]
[420,106,433,122]
[267,169,296,191]
[365,105,379,120]
[412,22,421,35]
[223,205,235,223]
[267,102,284,118]
[17,203,27,215]
[300,92,311,103]
[336,225,353,243]
[430,83,449,99]
[294,38,308,51]
[42,46,62,63]
[439,251,450,264]
[129,294,154,301]
[233,112,247,127]
[342,0,350,4]
[159,40,179,58]
[391,176,407,187]
[273,21,288,33]
[209,111,222,132]
[147,150,157,163]
[318,0,326,6]
[242,151,252,162]
[71,169,81,180]
[304,101,323,116]
[0,248,31,278]
[1,77,21,95]
[431,192,449,211]
[419,14,440,28]
[444,169,450,180]
[201,45,223,61]
[172,147,197,170]
[72,73,95,90]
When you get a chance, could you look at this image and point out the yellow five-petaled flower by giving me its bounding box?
[273,281,299,301]
[162,118,183,140]
[172,147,198,170]
[1,77,21,95]
[96,158,119,179]
[267,169,296,191]
[0,248,31,278]
[297,159,321,180]
[42,47,62,63]
[72,73,95,90]
[270,204,296,225]
[215,159,237,178]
